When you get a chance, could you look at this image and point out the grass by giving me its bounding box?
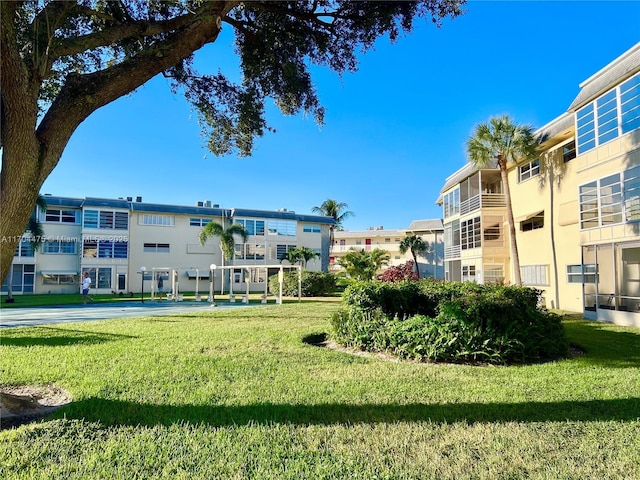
[1,300,639,479]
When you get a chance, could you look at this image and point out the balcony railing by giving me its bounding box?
[445,244,461,260]
[460,193,505,215]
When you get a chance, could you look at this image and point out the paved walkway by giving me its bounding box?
[0,301,256,328]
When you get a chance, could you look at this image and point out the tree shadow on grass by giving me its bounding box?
[0,326,136,347]
[54,397,640,428]
[563,318,640,368]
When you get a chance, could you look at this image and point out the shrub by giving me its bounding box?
[332,281,569,365]
[330,307,391,351]
[342,280,437,319]
[377,261,419,282]
[268,270,336,297]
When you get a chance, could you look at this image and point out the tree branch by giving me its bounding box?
[35,1,238,184]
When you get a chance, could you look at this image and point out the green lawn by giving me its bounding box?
[1,301,639,479]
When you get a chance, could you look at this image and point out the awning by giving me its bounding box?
[515,210,544,223]
[40,270,78,275]
[186,270,211,279]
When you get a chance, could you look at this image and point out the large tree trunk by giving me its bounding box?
[499,156,522,286]
[1,1,230,284]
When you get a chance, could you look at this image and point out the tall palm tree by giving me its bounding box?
[5,196,47,302]
[311,199,354,255]
[199,221,248,294]
[399,233,429,279]
[466,115,538,286]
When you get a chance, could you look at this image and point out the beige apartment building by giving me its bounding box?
[331,220,445,279]
[438,42,640,327]
[3,196,333,296]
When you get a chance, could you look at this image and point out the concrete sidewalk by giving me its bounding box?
[0,301,253,328]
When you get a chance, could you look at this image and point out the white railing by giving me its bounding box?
[445,244,461,259]
[460,194,505,215]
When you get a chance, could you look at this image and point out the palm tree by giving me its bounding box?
[5,196,47,302]
[338,248,389,281]
[369,248,391,273]
[399,233,429,279]
[311,199,354,256]
[466,115,538,286]
[287,246,319,270]
[199,221,248,294]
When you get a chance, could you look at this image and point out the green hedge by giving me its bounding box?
[331,281,569,365]
[268,270,336,297]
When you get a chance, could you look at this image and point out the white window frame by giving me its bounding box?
[521,265,548,286]
[518,160,540,183]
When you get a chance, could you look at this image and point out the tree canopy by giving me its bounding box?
[399,233,429,278]
[199,221,248,262]
[0,0,465,282]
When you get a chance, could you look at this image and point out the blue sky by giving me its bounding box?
[41,1,640,231]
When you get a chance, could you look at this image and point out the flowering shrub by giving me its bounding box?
[377,261,419,282]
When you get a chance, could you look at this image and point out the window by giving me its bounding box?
[443,188,460,218]
[14,238,34,257]
[142,214,173,226]
[1,264,35,293]
[624,164,640,222]
[42,273,78,285]
[143,243,170,253]
[596,90,618,145]
[576,72,640,154]
[385,238,391,243]
[269,244,294,260]
[519,160,540,182]
[83,210,99,228]
[83,241,97,258]
[567,264,597,284]
[98,240,128,258]
[236,219,266,236]
[462,265,476,282]
[84,210,128,229]
[461,217,481,250]
[189,218,212,227]
[579,173,623,229]
[44,209,80,224]
[267,220,296,236]
[43,240,77,254]
[483,265,504,284]
[82,267,112,289]
[521,265,548,286]
[303,225,321,233]
[621,74,640,134]
[563,141,576,163]
[235,243,265,260]
[483,217,502,242]
[521,212,544,232]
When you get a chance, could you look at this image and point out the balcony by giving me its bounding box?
[460,193,505,215]
[445,244,461,260]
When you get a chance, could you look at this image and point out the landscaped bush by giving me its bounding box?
[268,270,336,297]
[332,280,569,365]
[376,261,419,282]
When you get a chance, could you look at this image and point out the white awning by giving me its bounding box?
[40,270,78,275]
[515,210,544,223]
[186,270,211,279]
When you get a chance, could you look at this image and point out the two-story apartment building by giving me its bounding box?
[438,42,640,327]
[3,197,333,295]
[331,220,445,279]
